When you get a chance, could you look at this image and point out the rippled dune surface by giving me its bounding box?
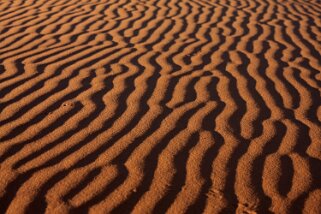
[0,0,321,213]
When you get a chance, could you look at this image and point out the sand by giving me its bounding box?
[0,0,321,213]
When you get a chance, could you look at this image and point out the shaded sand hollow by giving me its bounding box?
[0,0,321,213]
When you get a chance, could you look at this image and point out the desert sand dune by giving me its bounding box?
[0,0,321,213]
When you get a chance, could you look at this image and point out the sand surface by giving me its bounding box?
[0,0,321,213]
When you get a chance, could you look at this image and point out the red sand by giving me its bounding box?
[0,0,321,213]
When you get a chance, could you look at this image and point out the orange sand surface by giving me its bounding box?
[0,0,321,213]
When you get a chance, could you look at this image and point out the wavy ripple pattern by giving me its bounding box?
[0,0,321,213]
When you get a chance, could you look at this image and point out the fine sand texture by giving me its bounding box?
[0,0,321,213]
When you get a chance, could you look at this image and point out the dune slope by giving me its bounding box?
[0,0,321,213]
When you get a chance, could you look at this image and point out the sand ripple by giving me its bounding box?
[0,0,321,213]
